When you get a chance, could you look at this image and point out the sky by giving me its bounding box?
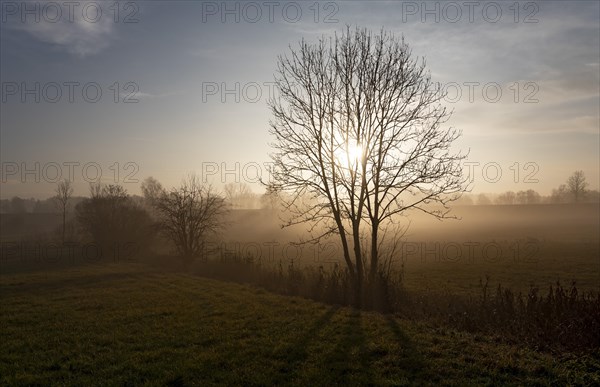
[1,0,599,199]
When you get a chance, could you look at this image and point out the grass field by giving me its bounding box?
[1,263,598,386]
[399,239,600,295]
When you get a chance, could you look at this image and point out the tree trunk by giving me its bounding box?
[337,225,355,278]
[352,224,364,308]
[62,207,66,244]
[369,222,379,283]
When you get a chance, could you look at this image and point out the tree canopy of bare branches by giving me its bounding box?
[567,170,588,202]
[145,175,227,265]
[268,27,466,302]
[224,182,257,209]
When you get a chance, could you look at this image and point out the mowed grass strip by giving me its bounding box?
[0,264,597,386]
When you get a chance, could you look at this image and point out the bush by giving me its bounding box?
[76,184,155,258]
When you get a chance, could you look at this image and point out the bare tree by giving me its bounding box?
[268,27,466,303]
[260,182,283,211]
[148,175,227,265]
[141,176,164,219]
[224,182,256,208]
[54,179,74,243]
[516,189,540,205]
[550,184,569,203]
[141,176,164,205]
[567,170,588,202]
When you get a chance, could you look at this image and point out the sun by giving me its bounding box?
[335,142,364,168]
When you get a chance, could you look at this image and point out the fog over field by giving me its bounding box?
[1,1,599,385]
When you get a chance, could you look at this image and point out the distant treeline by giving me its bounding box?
[0,196,84,214]
[1,170,598,214]
[469,170,598,205]
[457,189,600,206]
[2,188,599,214]
[0,195,144,214]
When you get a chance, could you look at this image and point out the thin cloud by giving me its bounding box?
[11,1,115,57]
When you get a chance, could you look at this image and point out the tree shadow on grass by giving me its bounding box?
[272,305,339,383]
[384,315,428,383]
[274,310,429,386]
[319,310,376,386]
[320,312,431,386]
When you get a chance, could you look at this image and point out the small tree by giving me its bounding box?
[567,170,588,202]
[224,182,256,208]
[148,175,227,266]
[141,176,164,204]
[550,184,569,203]
[141,176,164,219]
[54,179,74,243]
[260,182,283,211]
[525,189,541,204]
